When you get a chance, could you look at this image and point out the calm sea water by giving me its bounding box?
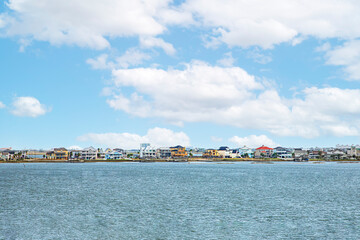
[0,162,359,239]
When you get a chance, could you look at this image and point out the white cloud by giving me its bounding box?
[86,54,112,70]
[229,135,277,148]
[324,40,360,80]
[78,127,190,149]
[140,36,176,55]
[247,49,272,64]
[11,96,49,117]
[315,42,331,52]
[68,145,83,150]
[87,49,151,70]
[105,61,360,138]
[116,49,152,68]
[0,101,5,109]
[1,0,188,49]
[182,0,360,49]
[4,0,359,51]
[217,52,235,67]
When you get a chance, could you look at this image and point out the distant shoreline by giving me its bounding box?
[1,158,360,164]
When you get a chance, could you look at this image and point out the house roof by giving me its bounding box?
[171,145,184,148]
[256,145,273,150]
[219,146,229,150]
[54,147,67,151]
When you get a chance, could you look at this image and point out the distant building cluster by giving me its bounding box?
[1,144,360,161]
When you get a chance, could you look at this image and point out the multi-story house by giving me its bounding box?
[170,145,187,158]
[203,149,219,158]
[125,149,140,159]
[54,148,69,160]
[238,146,254,158]
[254,145,274,158]
[80,146,97,160]
[218,146,231,158]
[105,148,123,160]
[140,144,157,159]
[348,146,360,158]
[157,147,171,159]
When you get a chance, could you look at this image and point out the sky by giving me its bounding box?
[1,0,360,150]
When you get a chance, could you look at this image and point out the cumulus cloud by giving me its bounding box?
[140,36,176,55]
[11,96,49,117]
[3,0,360,51]
[324,40,360,80]
[0,101,5,109]
[78,127,190,149]
[104,61,360,138]
[229,135,277,148]
[87,49,151,70]
[182,0,360,49]
[0,0,189,49]
[86,54,112,70]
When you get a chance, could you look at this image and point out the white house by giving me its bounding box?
[81,146,97,160]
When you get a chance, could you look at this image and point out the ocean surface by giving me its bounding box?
[0,162,359,239]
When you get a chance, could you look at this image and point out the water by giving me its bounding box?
[0,162,359,239]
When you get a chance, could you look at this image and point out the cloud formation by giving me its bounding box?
[0,101,5,109]
[87,49,151,70]
[324,40,360,80]
[2,0,360,50]
[11,96,49,117]
[105,61,360,138]
[78,127,190,149]
[1,0,189,49]
[229,135,277,148]
[182,0,360,49]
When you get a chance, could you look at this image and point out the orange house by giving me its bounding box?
[170,145,187,158]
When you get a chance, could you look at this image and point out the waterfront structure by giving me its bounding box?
[293,148,308,159]
[157,147,171,159]
[218,146,231,158]
[349,146,360,157]
[54,148,69,160]
[2,143,360,162]
[190,148,206,157]
[81,146,97,160]
[125,149,140,159]
[203,149,219,158]
[140,144,157,159]
[254,146,273,158]
[69,150,82,159]
[26,150,47,159]
[170,145,187,158]
[239,146,254,158]
[274,146,292,159]
[229,149,240,158]
[105,149,123,160]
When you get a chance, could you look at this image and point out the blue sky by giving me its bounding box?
[1,0,360,149]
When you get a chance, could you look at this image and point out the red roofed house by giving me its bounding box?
[254,145,274,158]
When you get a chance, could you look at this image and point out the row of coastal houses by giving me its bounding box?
[2,144,360,161]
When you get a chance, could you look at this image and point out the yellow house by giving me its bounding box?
[46,151,55,159]
[170,145,188,158]
[203,149,219,158]
[54,148,69,160]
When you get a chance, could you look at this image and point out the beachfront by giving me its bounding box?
[2,144,360,162]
